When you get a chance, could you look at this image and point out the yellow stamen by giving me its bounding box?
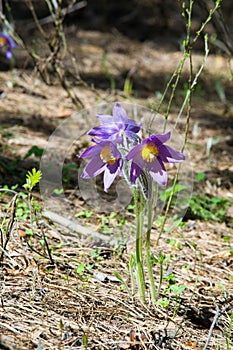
[141,143,159,162]
[0,37,7,46]
[100,145,118,165]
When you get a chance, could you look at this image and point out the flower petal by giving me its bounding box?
[0,33,16,49]
[148,158,168,186]
[126,144,144,161]
[96,114,113,124]
[126,122,141,134]
[130,161,143,183]
[112,103,128,123]
[109,143,122,159]
[126,145,144,182]
[79,144,101,158]
[81,157,105,178]
[103,165,119,192]
[146,132,171,146]
[149,168,167,186]
[6,49,12,60]
[91,104,140,144]
[7,36,16,48]
[158,145,185,163]
[87,125,118,138]
[125,130,141,144]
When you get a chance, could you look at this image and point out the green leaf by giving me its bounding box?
[195,172,205,183]
[24,146,44,159]
[25,229,34,237]
[156,298,170,307]
[76,263,85,274]
[113,271,125,284]
[127,204,135,211]
[75,210,93,218]
[23,168,42,191]
[114,271,129,292]
[169,284,186,295]
[189,194,229,222]
[53,188,64,195]
[160,184,186,202]
[124,77,133,97]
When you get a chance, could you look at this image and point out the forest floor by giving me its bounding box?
[0,20,233,350]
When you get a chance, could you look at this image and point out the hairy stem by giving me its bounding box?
[133,188,145,302]
[146,197,156,301]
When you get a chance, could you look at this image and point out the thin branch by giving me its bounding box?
[204,304,233,350]
[25,0,48,38]
[0,194,17,263]
[174,34,209,129]
[39,222,54,265]
[26,1,87,30]
[42,210,114,243]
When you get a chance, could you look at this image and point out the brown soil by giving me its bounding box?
[0,5,233,350]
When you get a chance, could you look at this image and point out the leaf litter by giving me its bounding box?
[0,24,233,350]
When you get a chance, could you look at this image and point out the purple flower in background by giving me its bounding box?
[126,132,185,186]
[88,103,141,144]
[0,33,16,60]
[79,141,123,192]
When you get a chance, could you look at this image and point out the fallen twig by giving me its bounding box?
[42,210,112,242]
[204,304,233,350]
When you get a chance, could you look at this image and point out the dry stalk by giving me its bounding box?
[24,0,85,108]
[0,194,17,264]
[204,304,233,350]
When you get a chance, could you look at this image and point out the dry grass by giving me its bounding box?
[0,193,233,350]
[0,22,232,350]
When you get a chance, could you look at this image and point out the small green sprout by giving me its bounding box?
[75,210,93,218]
[23,168,42,192]
[156,298,170,308]
[24,146,44,159]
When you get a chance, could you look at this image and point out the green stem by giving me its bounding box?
[157,259,163,299]
[146,197,157,301]
[133,188,145,302]
[139,191,145,261]
[129,253,136,295]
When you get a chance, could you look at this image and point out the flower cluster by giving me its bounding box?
[79,103,185,193]
[0,32,16,60]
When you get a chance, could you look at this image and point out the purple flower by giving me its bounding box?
[0,33,16,60]
[79,141,123,192]
[88,103,141,144]
[126,132,185,186]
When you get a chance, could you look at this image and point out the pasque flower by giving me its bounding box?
[0,33,16,60]
[126,132,185,186]
[88,103,141,144]
[79,141,123,192]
